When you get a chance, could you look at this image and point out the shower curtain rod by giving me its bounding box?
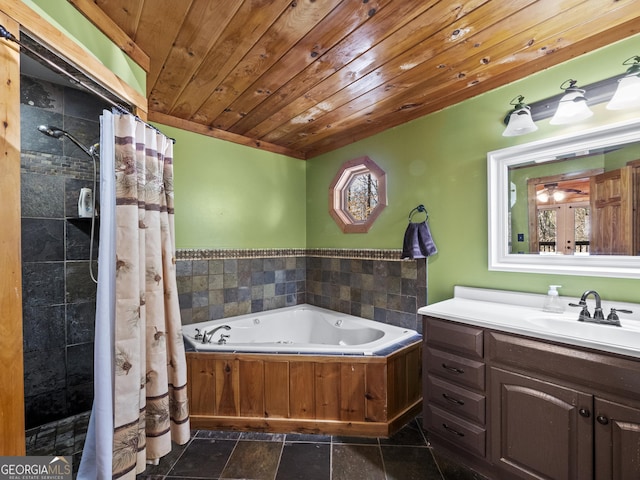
[0,24,175,144]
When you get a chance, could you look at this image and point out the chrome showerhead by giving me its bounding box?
[37,125,99,158]
[37,124,66,138]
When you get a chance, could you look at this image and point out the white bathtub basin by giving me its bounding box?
[418,286,640,358]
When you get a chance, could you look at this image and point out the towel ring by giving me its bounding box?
[408,204,428,222]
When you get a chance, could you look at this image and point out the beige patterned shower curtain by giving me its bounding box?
[111,113,190,478]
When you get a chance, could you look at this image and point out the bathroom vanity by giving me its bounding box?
[419,287,640,480]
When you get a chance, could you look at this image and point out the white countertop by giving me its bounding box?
[418,286,640,359]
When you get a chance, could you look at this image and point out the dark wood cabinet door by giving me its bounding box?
[490,367,593,480]
[594,398,640,480]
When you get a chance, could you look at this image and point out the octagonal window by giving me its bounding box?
[329,156,386,233]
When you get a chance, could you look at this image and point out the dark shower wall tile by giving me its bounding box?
[23,347,66,396]
[22,304,65,353]
[22,261,65,308]
[66,261,97,303]
[61,115,100,160]
[66,219,99,261]
[24,390,67,430]
[20,104,64,156]
[67,343,94,386]
[63,86,107,122]
[67,301,96,345]
[21,218,65,262]
[21,172,65,218]
[20,75,64,111]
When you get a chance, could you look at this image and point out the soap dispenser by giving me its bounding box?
[542,285,564,313]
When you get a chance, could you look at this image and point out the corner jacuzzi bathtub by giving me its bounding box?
[183,304,420,355]
[184,304,423,437]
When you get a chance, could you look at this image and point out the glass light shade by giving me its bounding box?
[502,108,538,137]
[606,75,640,110]
[553,190,565,201]
[549,90,593,125]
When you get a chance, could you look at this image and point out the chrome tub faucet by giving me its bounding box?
[202,325,231,344]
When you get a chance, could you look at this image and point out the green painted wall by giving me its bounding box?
[307,34,640,304]
[158,125,307,249]
[23,0,145,96]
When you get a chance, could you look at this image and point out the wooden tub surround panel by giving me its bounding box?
[187,341,422,437]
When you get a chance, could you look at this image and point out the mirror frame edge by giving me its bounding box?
[488,117,640,279]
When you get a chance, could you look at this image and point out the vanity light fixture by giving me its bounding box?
[502,95,538,136]
[500,56,639,137]
[549,79,594,125]
[606,56,640,110]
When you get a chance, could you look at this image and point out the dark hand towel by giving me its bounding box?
[402,221,437,259]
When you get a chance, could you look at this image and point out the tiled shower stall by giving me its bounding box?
[20,74,107,428]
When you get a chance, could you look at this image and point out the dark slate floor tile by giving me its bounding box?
[331,444,385,480]
[141,439,192,477]
[431,449,490,480]
[220,440,282,480]
[168,438,236,478]
[380,419,428,446]
[276,442,330,480]
[381,445,442,480]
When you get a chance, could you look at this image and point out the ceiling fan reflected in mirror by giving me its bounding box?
[536,182,588,203]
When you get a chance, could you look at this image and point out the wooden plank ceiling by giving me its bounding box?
[70,0,640,159]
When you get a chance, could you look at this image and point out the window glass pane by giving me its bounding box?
[346,173,378,221]
[538,208,557,253]
[574,206,590,253]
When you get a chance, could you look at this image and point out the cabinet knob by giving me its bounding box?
[579,408,590,418]
[596,415,609,425]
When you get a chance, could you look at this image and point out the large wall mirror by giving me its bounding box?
[488,118,640,278]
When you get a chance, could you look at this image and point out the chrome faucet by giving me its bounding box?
[202,325,231,344]
[569,290,631,327]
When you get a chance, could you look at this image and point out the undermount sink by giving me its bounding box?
[521,313,640,345]
[418,286,640,359]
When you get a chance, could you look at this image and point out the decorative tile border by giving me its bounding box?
[176,248,404,261]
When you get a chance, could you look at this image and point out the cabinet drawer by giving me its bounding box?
[425,317,483,359]
[425,404,486,458]
[426,347,485,391]
[426,375,486,425]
